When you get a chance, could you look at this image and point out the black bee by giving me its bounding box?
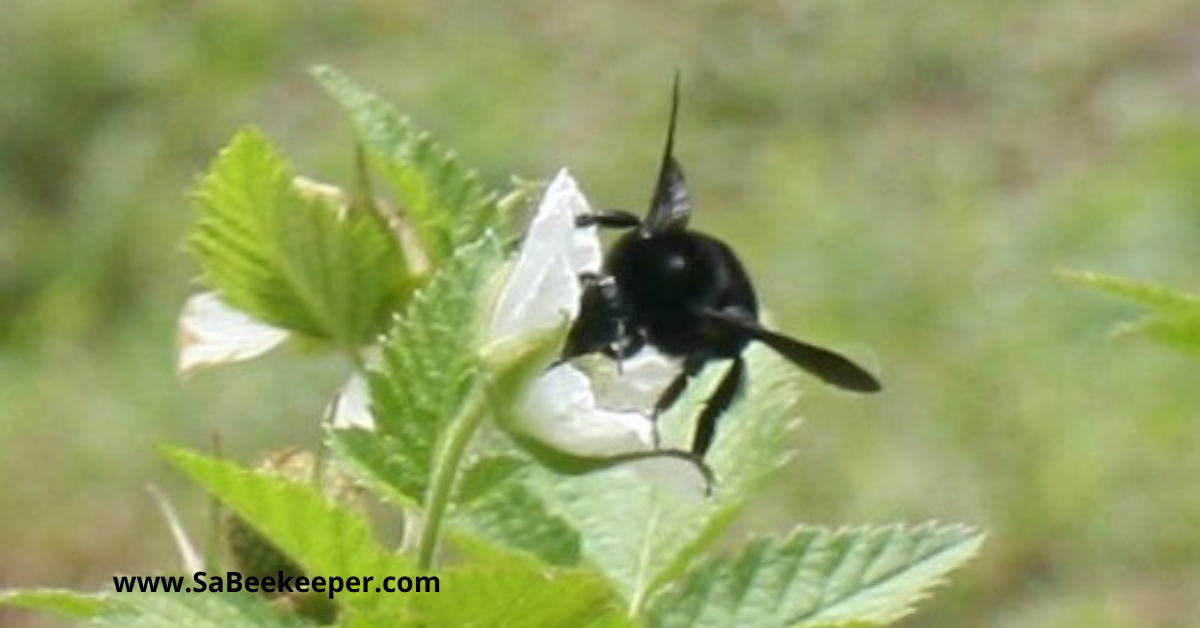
[561,76,881,458]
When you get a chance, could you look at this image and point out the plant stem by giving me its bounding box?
[417,386,487,570]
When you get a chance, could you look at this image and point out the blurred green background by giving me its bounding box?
[4,1,1200,626]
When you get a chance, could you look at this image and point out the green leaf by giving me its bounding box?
[1063,270,1200,358]
[456,455,527,504]
[1123,314,1200,359]
[328,427,421,509]
[313,66,499,264]
[0,588,108,620]
[333,235,502,505]
[408,548,633,628]
[526,346,803,614]
[452,455,583,566]
[646,523,985,628]
[86,592,308,628]
[164,448,412,619]
[1062,270,1200,312]
[189,128,408,349]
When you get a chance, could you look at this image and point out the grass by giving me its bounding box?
[4,1,1200,626]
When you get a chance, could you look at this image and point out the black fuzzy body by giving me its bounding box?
[557,75,880,458]
[604,230,757,359]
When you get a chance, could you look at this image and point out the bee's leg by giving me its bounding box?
[653,374,688,422]
[650,353,706,448]
[690,356,745,458]
[576,210,642,230]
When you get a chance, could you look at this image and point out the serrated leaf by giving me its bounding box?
[328,427,419,509]
[456,455,527,504]
[189,128,408,349]
[452,455,583,566]
[313,66,499,264]
[526,346,803,613]
[333,235,503,505]
[0,589,108,620]
[1063,270,1200,358]
[164,448,412,619]
[86,592,308,628]
[646,523,985,628]
[408,549,632,628]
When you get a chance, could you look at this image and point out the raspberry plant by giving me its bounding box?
[1,67,982,628]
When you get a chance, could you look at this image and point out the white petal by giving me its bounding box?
[587,349,680,412]
[518,363,655,456]
[489,170,601,340]
[550,172,604,275]
[176,292,290,376]
[328,373,375,431]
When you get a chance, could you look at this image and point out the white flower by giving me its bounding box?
[487,170,710,497]
[488,170,653,453]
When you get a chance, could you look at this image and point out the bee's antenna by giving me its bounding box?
[664,70,681,171]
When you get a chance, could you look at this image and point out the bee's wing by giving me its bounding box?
[701,309,882,393]
[643,73,692,235]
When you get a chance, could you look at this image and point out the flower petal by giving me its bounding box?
[586,349,680,412]
[518,363,654,456]
[328,373,375,431]
[176,292,290,376]
[489,169,601,340]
